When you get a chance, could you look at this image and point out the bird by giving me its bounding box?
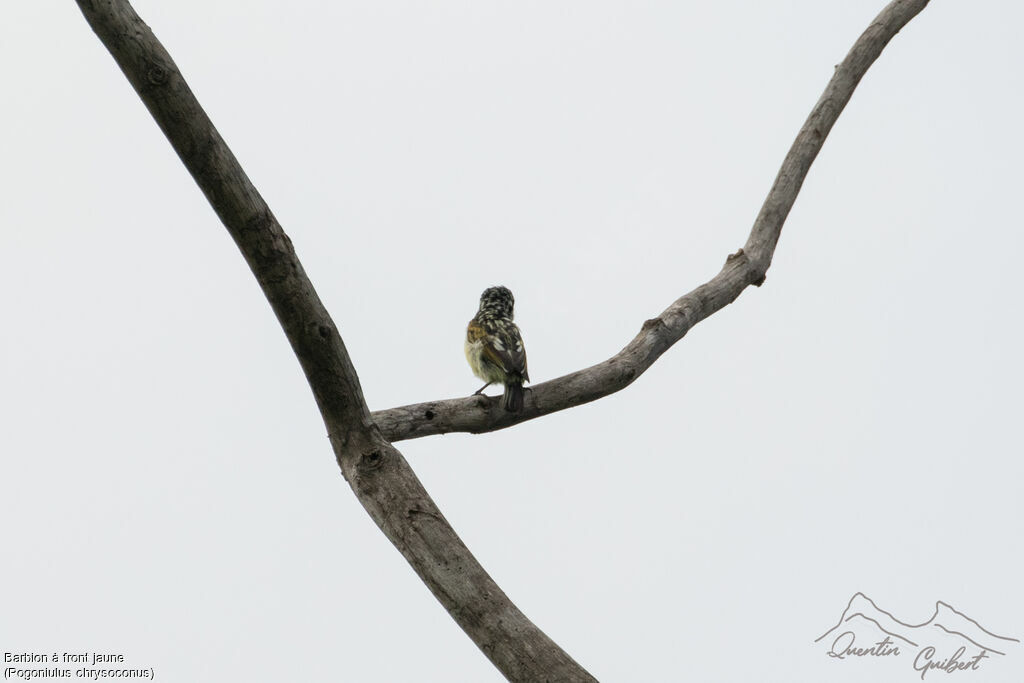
[465,286,529,412]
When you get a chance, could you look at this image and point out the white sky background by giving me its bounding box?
[2,1,1023,681]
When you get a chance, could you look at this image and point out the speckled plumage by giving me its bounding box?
[465,286,529,411]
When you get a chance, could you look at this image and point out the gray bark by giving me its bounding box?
[75,1,594,680]
[74,0,930,680]
[372,0,932,445]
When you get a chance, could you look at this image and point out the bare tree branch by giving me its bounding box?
[373,0,932,444]
[75,1,594,680]
[75,0,931,679]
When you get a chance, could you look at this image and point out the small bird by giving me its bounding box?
[465,286,529,412]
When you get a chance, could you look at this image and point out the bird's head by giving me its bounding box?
[478,286,515,319]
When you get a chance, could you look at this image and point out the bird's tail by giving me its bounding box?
[503,381,524,412]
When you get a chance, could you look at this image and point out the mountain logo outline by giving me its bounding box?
[816,592,1019,678]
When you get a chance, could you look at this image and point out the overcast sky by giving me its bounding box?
[3,1,1023,681]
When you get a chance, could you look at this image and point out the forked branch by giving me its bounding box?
[75,0,930,680]
[75,0,594,680]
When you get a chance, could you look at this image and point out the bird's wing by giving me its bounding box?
[487,321,528,380]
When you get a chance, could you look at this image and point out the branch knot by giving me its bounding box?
[146,64,169,85]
